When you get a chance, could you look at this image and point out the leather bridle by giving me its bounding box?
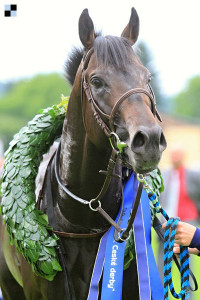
[81,47,162,140]
[52,46,163,241]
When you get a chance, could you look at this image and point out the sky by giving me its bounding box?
[0,0,200,96]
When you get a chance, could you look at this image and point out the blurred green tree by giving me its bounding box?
[0,73,71,149]
[173,75,200,118]
[136,41,165,109]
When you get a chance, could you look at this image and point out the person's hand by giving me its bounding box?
[162,221,196,246]
[173,243,200,256]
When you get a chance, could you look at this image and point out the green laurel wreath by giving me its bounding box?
[0,96,69,281]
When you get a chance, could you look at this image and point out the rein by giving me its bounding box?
[54,142,143,241]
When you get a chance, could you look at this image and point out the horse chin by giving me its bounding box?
[121,149,159,175]
[134,165,158,175]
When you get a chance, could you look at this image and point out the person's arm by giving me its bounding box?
[189,226,200,252]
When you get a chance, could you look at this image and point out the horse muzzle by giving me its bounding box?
[124,125,167,174]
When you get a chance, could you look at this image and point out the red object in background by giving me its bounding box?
[177,166,198,221]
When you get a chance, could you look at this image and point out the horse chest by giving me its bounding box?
[62,238,100,299]
[60,239,139,300]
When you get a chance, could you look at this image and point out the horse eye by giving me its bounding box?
[148,75,152,83]
[90,77,103,88]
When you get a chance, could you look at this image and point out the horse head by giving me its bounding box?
[75,8,166,174]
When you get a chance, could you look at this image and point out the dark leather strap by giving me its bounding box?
[82,78,111,137]
[55,143,120,207]
[54,140,143,242]
[46,165,56,229]
[112,181,143,243]
[91,148,119,206]
[120,181,143,241]
[37,150,108,239]
[81,48,94,70]
[36,147,57,210]
[55,143,89,205]
[53,229,108,239]
[96,206,123,233]
[109,88,156,132]
[95,181,143,243]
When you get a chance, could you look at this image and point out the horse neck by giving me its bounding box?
[55,84,122,231]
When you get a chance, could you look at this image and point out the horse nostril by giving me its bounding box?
[131,131,148,153]
[131,127,166,155]
[159,132,167,152]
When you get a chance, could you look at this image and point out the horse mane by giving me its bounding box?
[65,34,133,85]
[64,46,83,86]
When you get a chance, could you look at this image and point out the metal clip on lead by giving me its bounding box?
[109,132,127,153]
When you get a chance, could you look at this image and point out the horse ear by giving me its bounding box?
[121,7,139,45]
[79,9,95,49]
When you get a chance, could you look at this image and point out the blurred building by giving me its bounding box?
[160,114,200,170]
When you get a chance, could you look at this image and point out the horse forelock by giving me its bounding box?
[64,33,134,86]
[93,35,134,71]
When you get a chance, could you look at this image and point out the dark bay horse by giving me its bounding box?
[0,7,166,300]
